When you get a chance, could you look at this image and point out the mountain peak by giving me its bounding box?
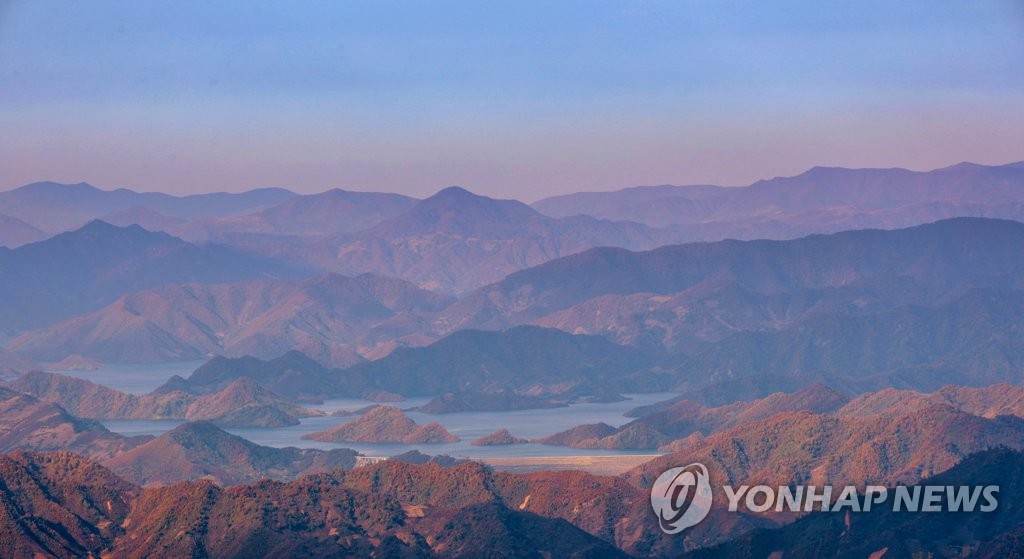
[368,185,541,239]
[411,186,535,215]
[418,185,491,208]
[80,218,137,231]
[433,185,475,197]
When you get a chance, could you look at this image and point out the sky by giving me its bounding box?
[1,1,1022,200]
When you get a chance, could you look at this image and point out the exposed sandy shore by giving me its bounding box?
[480,454,661,476]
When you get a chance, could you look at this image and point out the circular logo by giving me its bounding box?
[650,463,713,534]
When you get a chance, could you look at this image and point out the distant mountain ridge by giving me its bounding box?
[8,160,1023,286]
[290,185,683,293]
[159,325,659,403]
[533,160,1024,231]
[169,188,419,242]
[0,181,297,232]
[0,220,308,334]
[15,218,1024,405]
[445,217,1024,332]
[7,272,451,365]
[433,218,1024,399]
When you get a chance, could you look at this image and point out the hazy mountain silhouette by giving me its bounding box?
[0,221,308,334]
[0,214,47,248]
[171,188,419,241]
[8,273,451,365]
[0,181,296,232]
[293,186,681,293]
[534,161,1024,233]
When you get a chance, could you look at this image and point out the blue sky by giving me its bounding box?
[1,1,1022,199]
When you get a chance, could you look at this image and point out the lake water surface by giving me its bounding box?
[74,361,678,459]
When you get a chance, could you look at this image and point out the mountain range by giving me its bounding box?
[2,374,1023,556]
[284,185,681,294]
[9,161,1022,242]
[434,217,1024,400]
[168,188,419,241]
[539,383,849,449]
[5,161,1024,556]
[443,217,1024,334]
[154,325,658,404]
[9,218,1024,410]
[628,397,1024,490]
[0,220,308,335]
[329,325,661,398]
[0,451,629,558]
[0,181,297,232]
[534,161,1024,232]
[0,384,364,487]
[16,217,1024,385]
[6,273,451,365]
[4,444,1020,558]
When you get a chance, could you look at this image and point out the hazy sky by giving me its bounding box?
[1,1,1022,200]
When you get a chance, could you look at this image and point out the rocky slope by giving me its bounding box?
[0,451,138,558]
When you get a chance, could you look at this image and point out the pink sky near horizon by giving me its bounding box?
[2,1,1022,201]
